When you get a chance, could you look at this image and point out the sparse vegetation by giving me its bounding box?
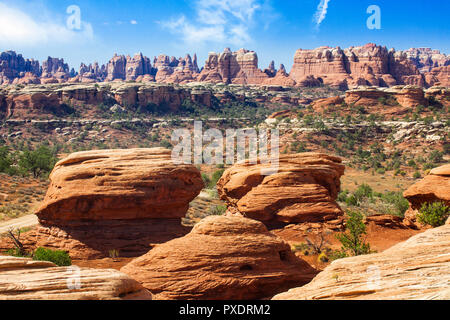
[33,247,72,266]
[417,201,450,227]
[333,210,373,259]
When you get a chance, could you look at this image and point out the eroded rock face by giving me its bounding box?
[37,148,203,221]
[217,153,345,224]
[289,43,448,89]
[273,222,450,300]
[197,48,270,85]
[0,256,152,300]
[121,215,317,300]
[31,148,203,259]
[403,164,450,226]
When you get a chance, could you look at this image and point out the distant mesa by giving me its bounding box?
[1,44,449,88]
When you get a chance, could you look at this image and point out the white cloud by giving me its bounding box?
[130,20,138,25]
[161,0,264,46]
[0,2,94,47]
[313,0,331,29]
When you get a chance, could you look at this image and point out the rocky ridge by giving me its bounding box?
[1,44,448,88]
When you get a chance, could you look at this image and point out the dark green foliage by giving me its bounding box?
[18,144,58,178]
[0,146,13,174]
[209,204,227,216]
[417,202,450,227]
[353,184,373,203]
[33,247,72,266]
[378,191,409,217]
[335,210,372,257]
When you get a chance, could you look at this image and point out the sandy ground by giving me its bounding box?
[0,214,38,235]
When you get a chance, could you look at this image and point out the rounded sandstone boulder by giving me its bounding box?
[120,215,317,300]
[217,153,345,223]
[36,148,204,222]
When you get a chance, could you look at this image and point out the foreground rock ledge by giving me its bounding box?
[0,256,152,300]
[273,223,450,300]
[217,153,345,224]
[121,215,318,300]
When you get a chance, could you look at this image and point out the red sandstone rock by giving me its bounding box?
[121,215,318,300]
[217,153,345,224]
[273,222,450,300]
[24,148,204,259]
[0,256,152,300]
[403,164,450,226]
[37,148,203,221]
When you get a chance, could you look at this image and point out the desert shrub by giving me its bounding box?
[444,143,450,155]
[337,190,349,202]
[378,191,409,218]
[210,169,225,188]
[335,210,372,257]
[417,202,450,227]
[413,171,421,179]
[33,247,71,266]
[429,150,443,164]
[201,173,211,188]
[345,194,359,206]
[0,146,13,174]
[354,184,373,202]
[18,144,58,178]
[209,204,227,216]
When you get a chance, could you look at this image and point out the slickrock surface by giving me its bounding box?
[217,153,345,224]
[403,164,450,226]
[0,256,152,300]
[121,215,318,300]
[26,148,203,259]
[273,222,450,300]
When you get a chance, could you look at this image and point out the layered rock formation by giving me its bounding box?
[403,164,450,227]
[217,153,345,224]
[0,256,152,300]
[198,48,270,84]
[1,44,448,87]
[121,215,317,300]
[0,51,40,85]
[273,222,450,300]
[31,148,203,259]
[289,43,449,89]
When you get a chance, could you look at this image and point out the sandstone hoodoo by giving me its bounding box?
[0,256,152,300]
[32,148,204,259]
[403,164,450,227]
[273,222,450,300]
[120,215,318,300]
[217,153,345,225]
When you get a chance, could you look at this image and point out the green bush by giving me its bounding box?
[209,204,227,216]
[354,184,373,202]
[335,210,372,257]
[33,247,72,266]
[379,191,410,218]
[417,202,450,227]
[18,144,58,178]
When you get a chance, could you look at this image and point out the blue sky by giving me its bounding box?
[0,0,448,71]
